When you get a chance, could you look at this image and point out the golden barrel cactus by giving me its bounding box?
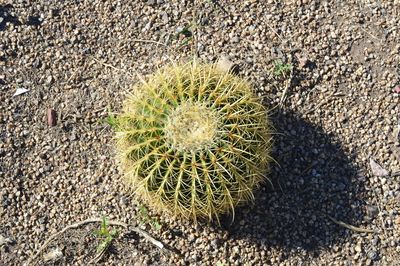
[114,61,273,222]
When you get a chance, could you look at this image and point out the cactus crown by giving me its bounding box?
[114,61,272,222]
[164,102,218,152]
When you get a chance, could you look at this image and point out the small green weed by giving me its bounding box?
[137,205,162,231]
[176,24,193,38]
[273,60,293,77]
[94,217,118,254]
[105,108,118,128]
[173,21,198,49]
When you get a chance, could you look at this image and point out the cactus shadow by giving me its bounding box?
[221,108,365,251]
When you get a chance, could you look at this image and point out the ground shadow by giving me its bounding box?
[0,5,22,31]
[220,108,364,252]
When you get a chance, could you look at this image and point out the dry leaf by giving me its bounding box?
[13,88,30,96]
[369,158,389,177]
[216,56,234,73]
[43,248,63,262]
[47,108,57,127]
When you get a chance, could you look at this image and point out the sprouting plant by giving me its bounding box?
[273,60,293,77]
[174,21,198,49]
[137,205,162,231]
[176,24,193,38]
[94,217,118,254]
[113,61,273,223]
[104,107,119,128]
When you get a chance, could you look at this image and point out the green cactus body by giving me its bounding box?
[115,61,272,222]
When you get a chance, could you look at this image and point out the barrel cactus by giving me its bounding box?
[114,61,272,222]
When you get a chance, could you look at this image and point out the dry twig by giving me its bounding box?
[279,66,294,107]
[328,215,376,233]
[88,244,108,265]
[304,92,346,115]
[90,56,125,73]
[27,218,168,266]
[131,39,168,47]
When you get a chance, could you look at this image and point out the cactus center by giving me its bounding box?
[165,103,218,152]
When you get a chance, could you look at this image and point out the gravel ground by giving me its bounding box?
[1,1,399,265]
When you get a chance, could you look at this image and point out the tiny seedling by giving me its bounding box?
[174,21,197,49]
[94,217,118,254]
[176,24,193,38]
[137,205,162,231]
[104,107,119,129]
[273,60,293,77]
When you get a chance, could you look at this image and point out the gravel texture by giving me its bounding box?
[1,1,399,265]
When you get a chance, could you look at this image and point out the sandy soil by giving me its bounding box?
[1,1,399,265]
